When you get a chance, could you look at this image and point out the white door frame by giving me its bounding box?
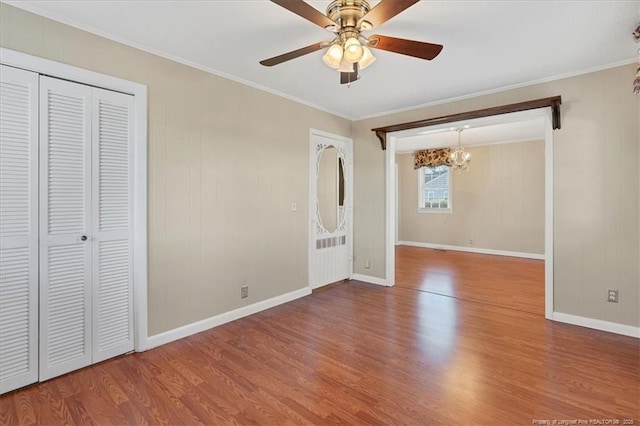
[385,108,554,319]
[0,48,149,350]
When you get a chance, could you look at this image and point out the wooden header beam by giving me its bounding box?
[371,96,562,150]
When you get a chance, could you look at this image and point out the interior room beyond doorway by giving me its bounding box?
[392,112,548,315]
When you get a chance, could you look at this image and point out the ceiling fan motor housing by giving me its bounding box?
[326,0,372,32]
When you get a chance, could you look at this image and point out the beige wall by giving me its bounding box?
[397,140,545,254]
[0,4,352,335]
[354,64,639,328]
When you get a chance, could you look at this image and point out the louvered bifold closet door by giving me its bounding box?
[39,76,93,381]
[91,87,134,363]
[0,65,39,394]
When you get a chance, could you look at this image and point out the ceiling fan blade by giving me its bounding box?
[340,63,359,85]
[260,42,327,67]
[368,35,443,61]
[270,0,336,30]
[358,0,420,29]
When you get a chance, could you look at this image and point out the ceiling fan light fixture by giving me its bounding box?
[260,0,442,85]
[343,37,364,63]
[322,43,344,69]
[358,46,376,70]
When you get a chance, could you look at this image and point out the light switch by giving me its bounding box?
[291,201,297,212]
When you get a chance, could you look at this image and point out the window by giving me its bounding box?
[418,165,451,212]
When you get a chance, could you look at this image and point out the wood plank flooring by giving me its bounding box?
[1,250,638,424]
[396,245,545,315]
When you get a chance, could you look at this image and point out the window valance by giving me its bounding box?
[414,148,452,169]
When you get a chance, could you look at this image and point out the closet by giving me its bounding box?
[0,65,135,394]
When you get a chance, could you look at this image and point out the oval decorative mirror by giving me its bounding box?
[317,145,345,233]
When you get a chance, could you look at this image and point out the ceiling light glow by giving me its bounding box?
[343,37,364,63]
[322,44,343,69]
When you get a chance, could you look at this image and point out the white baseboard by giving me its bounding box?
[552,312,639,338]
[351,273,389,287]
[398,241,545,260]
[144,287,312,350]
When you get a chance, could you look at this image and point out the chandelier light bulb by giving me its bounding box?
[343,37,364,63]
[322,44,344,69]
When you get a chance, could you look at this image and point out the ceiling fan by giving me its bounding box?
[260,0,443,85]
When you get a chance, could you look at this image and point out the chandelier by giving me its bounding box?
[449,129,471,171]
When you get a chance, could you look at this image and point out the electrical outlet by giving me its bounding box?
[469,238,474,245]
[364,259,370,269]
[607,289,618,303]
[241,285,249,299]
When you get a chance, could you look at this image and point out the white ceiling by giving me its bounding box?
[6,0,638,119]
[394,116,545,153]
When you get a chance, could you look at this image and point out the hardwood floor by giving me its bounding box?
[396,245,545,315]
[1,254,638,424]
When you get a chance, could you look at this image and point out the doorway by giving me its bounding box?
[385,108,554,319]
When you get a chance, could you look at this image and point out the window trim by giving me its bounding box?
[417,166,452,213]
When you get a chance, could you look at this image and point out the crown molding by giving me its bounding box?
[3,1,636,123]
[355,58,636,121]
[1,0,356,121]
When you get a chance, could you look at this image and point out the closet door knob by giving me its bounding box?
[80,235,88,241]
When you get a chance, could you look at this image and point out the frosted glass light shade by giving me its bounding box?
[343,37,364,63]
[322,44,343,69]
[358,46,376,70]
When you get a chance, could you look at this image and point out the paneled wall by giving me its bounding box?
[353,64,639,327]
[0,3,352,335]
[397,140,545,254]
